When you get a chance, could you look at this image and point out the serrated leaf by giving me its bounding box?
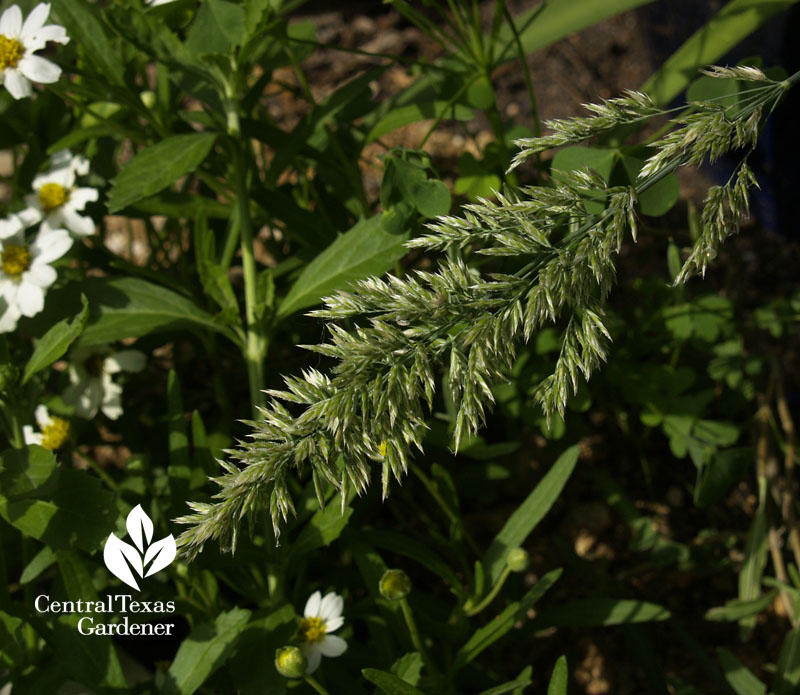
[278,215,408,318]
[108,133,217,213]
[23,296,88,384]
[164,608,252,695]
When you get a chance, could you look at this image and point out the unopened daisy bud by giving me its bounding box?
[275,646,307,679]
[379,569,412,601]
[506,548,529,573]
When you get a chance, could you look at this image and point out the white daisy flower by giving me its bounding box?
[21,150,99,237]
[0,226,72,332]
[64,347,146,420]
[0,3,69,100]
[23,404,70,451]
[0,213,23,240]
[298,591,347,674]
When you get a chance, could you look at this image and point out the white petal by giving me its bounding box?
[101,389,123,420]
[23,426,42,445]
[17,206,42,228]
[26,23,68,49]
[319,592,343,621]
[34,404,50,426]
[0,5,23,36]
[74,378,103,419]
[325,615,344,633]
[17,281,44,317]
[4,69,32,99]
[69,154,89,176]
[25,260,56,288]
[20,3,50,38]
[318,635,347,658]
[0,302,20,332]
[0,216,23,240]
[31,228,71,262]
[68,187,99,210]
[105,350,146,374]
[301,645,322,674]
[62,207,95,236]
[304,591,322,618]
[18,54,61,84]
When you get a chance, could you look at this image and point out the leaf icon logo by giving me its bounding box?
[103,505,177,591]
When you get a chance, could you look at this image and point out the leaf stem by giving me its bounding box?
[464,565,511,616]
[303,674,332,695]
[225,88,267,415]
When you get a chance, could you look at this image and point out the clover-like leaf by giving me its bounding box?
[143,534,177,578]
[126,504,154,553]
[103,534,143,590]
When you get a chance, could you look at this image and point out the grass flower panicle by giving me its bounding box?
[176,66,797,557]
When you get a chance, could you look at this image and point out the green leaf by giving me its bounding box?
[706,590,777,622]
[278,215,408,318]
[773,628,800,695]
[54,550,126,687]
[620,154,680,217]
[291,494,353,556]
[456,568,561,668]
[61,276,227,345]
[492,0,656,63]
[164,608,252,695]
[0,610,26,668]
[390,653,423,686]
[552,146,617,183]
[20,546,56,584]
[547,656,569,695]
[108,133,217,213]
[531,598,671,629]
[23,296,89,384]
[362,668,425,695]
[0,449,116,552]
[695,448,751,508]
[738,495,768,633]
[483,445,580,585]
[228,605,296,695]
[717,648,766,695]
[478,680,533,695]
[54,0,124,83]
[194,214,239,316]
[186,0,246,56]
[366,102,474,144]
[640,0,800,106]
[454,152,502,200]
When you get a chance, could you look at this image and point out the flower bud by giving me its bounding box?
[379,569,412,601]
[275,646,307,678]
[506,548,529,573]
[140,90,157,109]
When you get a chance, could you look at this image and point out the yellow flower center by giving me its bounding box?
[38,182,70,213]
[299,616,327,644]
[40,416,70,451]
[0,35,23,70]
[1,244,31,278]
